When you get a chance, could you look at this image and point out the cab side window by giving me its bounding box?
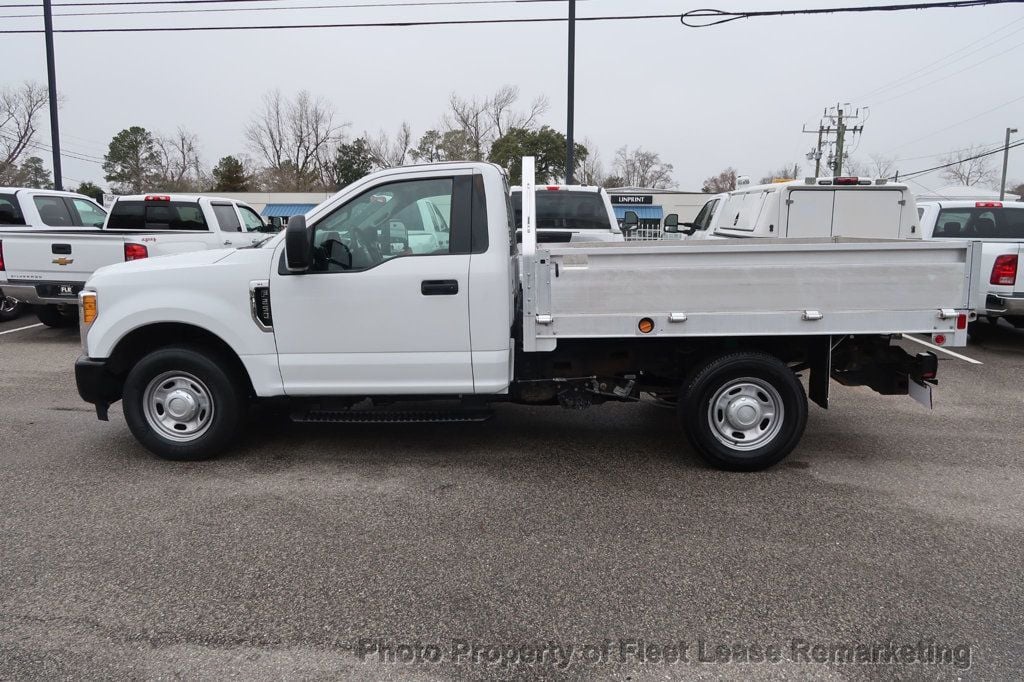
[33,196,74,227]
[212,204,242,232]
[71,198,107,227]
[238,206,265,232]
[311,178,454,273]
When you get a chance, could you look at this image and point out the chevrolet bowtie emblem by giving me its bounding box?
[52,257,74,266]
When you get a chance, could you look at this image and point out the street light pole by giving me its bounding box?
[1000,126,1017,201]
[565,0,576,184]
[42,0,63,190]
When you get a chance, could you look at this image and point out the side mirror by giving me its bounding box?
[681,221,700,236]
[622,210,639,231]
[663,213,680,233]
[285,215,313,272]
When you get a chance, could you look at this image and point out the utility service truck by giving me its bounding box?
[75,159,979,471]
[667,177,919,241]
[0,194,269,327]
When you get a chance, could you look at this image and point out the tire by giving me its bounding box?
[36,304,78,328]
[122,345,247,461]
[0,295,26,322]
[679,351,807,471]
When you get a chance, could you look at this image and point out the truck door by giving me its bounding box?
[210,202,262,248]
[269,172,474,395]
[785,190,835,238]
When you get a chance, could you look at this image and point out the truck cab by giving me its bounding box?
[0,187,107,229]
[663,192,728,240]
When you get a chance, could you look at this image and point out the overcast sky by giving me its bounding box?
[2,0,1022,193]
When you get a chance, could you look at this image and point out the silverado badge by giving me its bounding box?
[52,257,74,266]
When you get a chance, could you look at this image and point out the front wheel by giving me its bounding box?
[679,352,808,471]
[122,346,247,461]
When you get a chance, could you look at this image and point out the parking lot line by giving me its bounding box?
[905,335,983,365]
[0,323,44,337]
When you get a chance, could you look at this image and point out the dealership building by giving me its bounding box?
[605,188,712,233]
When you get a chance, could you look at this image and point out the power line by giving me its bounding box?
[855,15,1024,100]
[896,138,1023,180]
[0,12,681,32]
[868,37,1024,106]
[0,130,106,164]
[889,92,1024,150]
[0,0,594,19]
[681,0,1024,28]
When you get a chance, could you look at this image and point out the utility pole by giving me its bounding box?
[565,0,576,184]
[42,0,63,190]
[1000,126,1018,201]
[812,104,864,177]
[834,107,846,176]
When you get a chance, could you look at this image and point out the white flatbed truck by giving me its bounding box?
[75,158,979,470]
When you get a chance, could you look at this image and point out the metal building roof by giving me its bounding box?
[262,203,316,217]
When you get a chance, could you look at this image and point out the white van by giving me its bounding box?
[673,178,919,240]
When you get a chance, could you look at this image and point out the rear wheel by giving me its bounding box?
[679,352,807,471]
[36,304,78,328]
[122,346,247,461]
[0,295,26,322]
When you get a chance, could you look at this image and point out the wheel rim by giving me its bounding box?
[142,371,215,443]
[1,296,19,313]
[707,377,785,453]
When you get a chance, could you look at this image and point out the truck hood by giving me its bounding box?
[86,246,274,291]
[91,247,237,281]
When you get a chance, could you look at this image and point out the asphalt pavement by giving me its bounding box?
[1,314,1022,680]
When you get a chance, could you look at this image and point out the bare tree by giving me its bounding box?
[366,122,413,169]
[443,85,548,161]
[702,167,737,193]
[611,146,676,189]
[245,90,342,190]
[869,153,896,179]
[0,82,48,183]
[156,127,205,191]
[576,138,605,186]
[939,144,998,187]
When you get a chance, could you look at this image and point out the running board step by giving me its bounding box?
[293,408,493,424]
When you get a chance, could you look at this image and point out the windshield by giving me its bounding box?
[511,190,612,231]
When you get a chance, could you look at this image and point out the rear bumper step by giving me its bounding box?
[293,408,493,424]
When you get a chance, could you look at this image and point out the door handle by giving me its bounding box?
[421,279,459,296]
[223,240,232,246]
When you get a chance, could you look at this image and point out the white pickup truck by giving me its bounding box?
[918,200,1024,328]
[668,178,919,241]
[0,187,109,320]
[0,193,268,327]
[74,159,979,471]
[510,184,627,243]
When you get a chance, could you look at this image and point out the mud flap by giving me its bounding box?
[908,379,934,409]
[808,335,831,409]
